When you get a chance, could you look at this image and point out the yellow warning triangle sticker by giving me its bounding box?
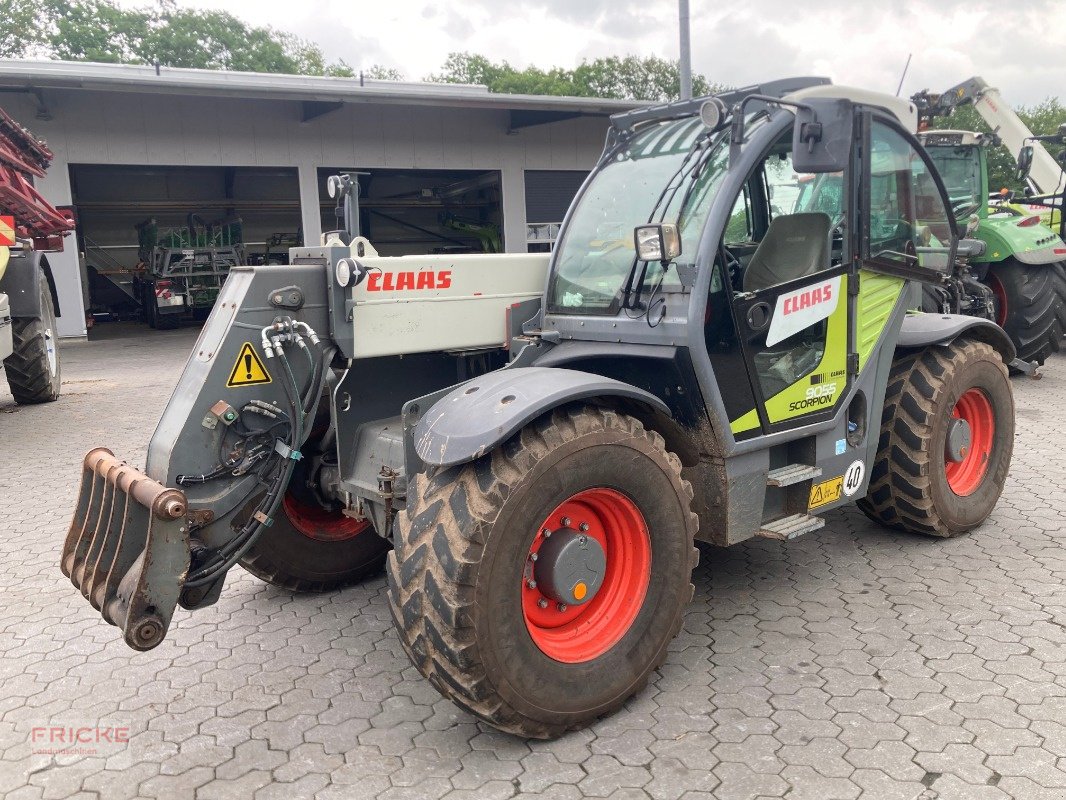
[226,342,272,387]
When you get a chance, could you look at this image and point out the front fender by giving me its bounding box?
[0,251,60,318]
[413,367,671,468]
[898,312,1015,363]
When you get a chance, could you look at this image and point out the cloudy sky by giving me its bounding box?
[117,0,1064,106]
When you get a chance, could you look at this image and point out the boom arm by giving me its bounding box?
[913,76,1064,197]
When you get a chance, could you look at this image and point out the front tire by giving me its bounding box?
[3,279,61,404]
[239,491,390,592]
[858,339,1013,537]
[985,258,1065,365]
[388,406,698,738]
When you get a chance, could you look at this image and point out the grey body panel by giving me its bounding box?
[146,264,330,549]
[414,367,671,468]
[898,312,1015,361]
[0,291,12,359]
[0,251,60,318]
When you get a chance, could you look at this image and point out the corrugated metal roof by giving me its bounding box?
[0,60,642,115]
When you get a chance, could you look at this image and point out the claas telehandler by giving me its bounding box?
[61,78,1016,738]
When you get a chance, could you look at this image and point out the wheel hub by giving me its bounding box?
[533,527,606,606]
[945,417,972,463]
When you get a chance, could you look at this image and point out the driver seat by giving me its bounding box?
[743,212,832,293]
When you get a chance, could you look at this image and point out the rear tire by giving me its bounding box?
[239,492,390,592]
[388,406,699,738]
[858,339,1013,537]
[3,279,61,404]
[984,258,1065,365]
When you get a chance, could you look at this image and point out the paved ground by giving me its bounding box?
[2,322,1065,800]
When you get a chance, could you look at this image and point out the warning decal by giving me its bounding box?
[808,476,844,509]
[226,342,272,387]
[0,216,15,246]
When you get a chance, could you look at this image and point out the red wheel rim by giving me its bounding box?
[988,273,1008,327]
[944,388,995,497]
[522,488,651,664]
[282,493,370,542]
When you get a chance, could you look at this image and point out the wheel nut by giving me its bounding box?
[561,517,571,527]
[527,579,537,589]
[557,603,568,612]
[529,552,538,562]
[541,528,551,537]
[537,599,548,609]
[579,522,590,532]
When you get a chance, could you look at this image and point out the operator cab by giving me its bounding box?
[541,82,959,444]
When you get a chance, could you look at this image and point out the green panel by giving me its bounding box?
[730,407,759,435]
[975,216,1062,264]
[857,270,904,369]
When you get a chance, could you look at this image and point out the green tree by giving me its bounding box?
[0,0,362,77]
[428,52,720,102]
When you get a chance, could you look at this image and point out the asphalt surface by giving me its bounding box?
[2,322,1065,800]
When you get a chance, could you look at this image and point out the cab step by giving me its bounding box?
[766,464,822,487]
[757,513,826,541]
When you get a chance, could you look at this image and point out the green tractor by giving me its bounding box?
[916,129,1066,367]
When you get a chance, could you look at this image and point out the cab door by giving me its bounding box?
[717,134,858,440]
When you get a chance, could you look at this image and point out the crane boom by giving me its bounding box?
[912,76,1064,198]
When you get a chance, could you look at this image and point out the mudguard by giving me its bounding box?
[898,312,1015,362]
[413,367,671,468]
[0,251,60,318]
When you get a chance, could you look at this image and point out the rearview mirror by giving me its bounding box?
[1016,145,1034,182]
[634,223,681,262]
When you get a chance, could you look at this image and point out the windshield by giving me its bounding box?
[547,116,736,314]
[925,146,982,218]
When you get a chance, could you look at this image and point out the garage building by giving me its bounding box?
[0,60,636,338]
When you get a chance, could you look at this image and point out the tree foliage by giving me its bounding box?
[427,52,720,102]
[927,99,1066,192]
[0,0,364,76]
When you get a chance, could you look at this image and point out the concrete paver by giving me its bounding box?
[1,323,1065,798]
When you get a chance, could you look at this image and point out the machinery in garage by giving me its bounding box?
[0,108,72,403]
[61,79,1016,737]
[132,214,245,329]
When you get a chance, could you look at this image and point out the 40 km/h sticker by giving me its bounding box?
[843,459,865,496]
[226,342,272,388]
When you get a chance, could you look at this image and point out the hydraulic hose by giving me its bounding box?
[184,341,337,588]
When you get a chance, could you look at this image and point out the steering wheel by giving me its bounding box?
[720,245,744,289]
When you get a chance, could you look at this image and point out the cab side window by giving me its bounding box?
[867,122,954,271]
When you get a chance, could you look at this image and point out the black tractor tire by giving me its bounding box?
[387,405,699,738]
[239,495,390,592]
[984,258,1065,366]
[3,279,61,404]
[858,339,1013,537]
[154,308,181,330]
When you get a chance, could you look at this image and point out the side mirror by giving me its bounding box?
[1016,145,1034,182]
[634,223,681,262]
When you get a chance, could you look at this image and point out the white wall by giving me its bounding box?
[7,89,611,337]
